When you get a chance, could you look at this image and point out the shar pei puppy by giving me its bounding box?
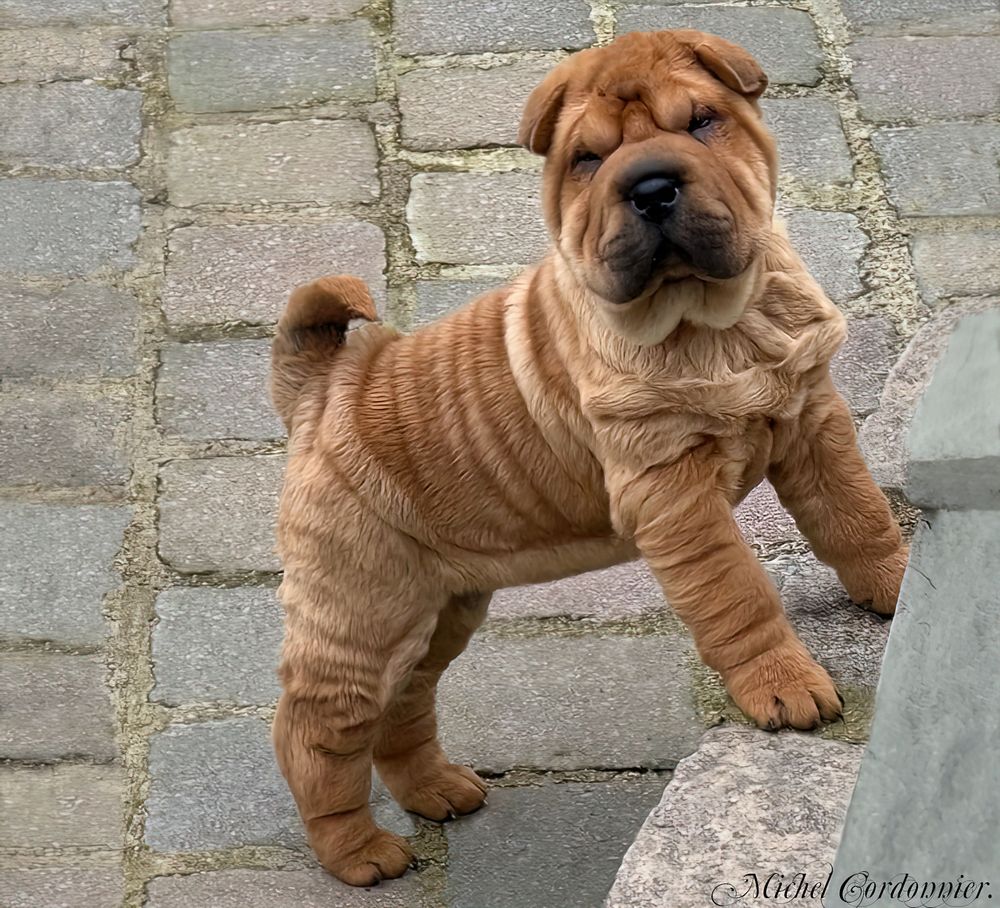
[269,29,909,886]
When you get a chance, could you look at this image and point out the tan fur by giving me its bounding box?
[271,30,908,886]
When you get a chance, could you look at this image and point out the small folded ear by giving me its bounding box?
[518,66,569,155]
[679,31,768,101]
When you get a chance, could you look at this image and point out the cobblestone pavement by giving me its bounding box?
[1,0,997,905]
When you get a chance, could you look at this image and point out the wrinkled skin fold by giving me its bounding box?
[269,30,909,887]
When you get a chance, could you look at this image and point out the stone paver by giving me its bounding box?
[0,653,118,761]
[161,222,386,327]
[0,391,130,489]
[0,29,134,83]
[412,278,501,327]
[0,502,130,644]
[850,37,1000,123]
[437,633,702,773]
[911,229,1000,305]
[166,120,379,206]
[146,716,412,851]
[2,864,125,908]
[170,0,368,26]
[0,83,142,169]
[168,22,375,113]
[394,0,593,54]
[607,726,863,908]
[146,868,427,907]
[408,172,547,265]
[839,0,1000,36]
[400,60,552,150]
[762,99,854,188]
[157,339,284,441]
[490,561,667,622]
[616,7,823,86]
[0,0,164,26]
[782,209,866,305]
[152,586,283,704]
[830,316,896,417]
[0,283,138,381]
[158,455,284,573]
[445,777,666,908]
[0,180,140,277]
[2,0,993,903]
[0,764,123,849]
[873,124,1000,217]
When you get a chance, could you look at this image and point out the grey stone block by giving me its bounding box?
[157,339,284,441]
[412,278,501,327]
[0,179,140,277]
[490,561,668,622]
[607,726,862,908]
[912,229,1000,305]
[152,586,283,705]
[0,391,130,488]
[0,0,164,26]
[907,310,1000,510]
[783,209,866,305]
[145,717,302,850]
[859,299,998,490]
[0,283,138,381]
[851,37,1000,123]
[146,717,413,851]
[437,633,703,773]
[762,99,853,187]
[399,60,551,151]
[0,83,141,169]
[840,0,1000,36]
[735,481,801,554]
[873,124,1000,217]
[394,0,593,54]
[408,172,547,265]
[158,455,284,573]
[0,29,133,83]
[146,868,427,907]
[445,777,666,908]
[829,510,1000,894]
[166,120,379,207]
[0,654,118,761]
[0,764,123,848]
[2,864,125,908]
[161,222,386,327]
[168,23,375,113]
[830,316,896,417]
[617,7,824,86]
[170,0,367,25]
[775,555,890,689]
[0,502,129,644]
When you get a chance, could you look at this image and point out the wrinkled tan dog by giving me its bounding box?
[270,30,908,886]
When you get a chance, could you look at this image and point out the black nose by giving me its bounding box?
[629,175,681,223]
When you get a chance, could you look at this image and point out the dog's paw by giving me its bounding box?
[308,811,413,887]
[724,641,842,731]
[841,545,910,617]
[389,762,488,822]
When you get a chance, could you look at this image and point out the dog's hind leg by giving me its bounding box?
[768,377,908,616]
[374,593,490,821]
[272,572,441,887]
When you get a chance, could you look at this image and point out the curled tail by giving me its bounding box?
[271,274,378,431]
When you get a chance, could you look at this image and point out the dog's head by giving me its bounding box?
[520,30,778,339]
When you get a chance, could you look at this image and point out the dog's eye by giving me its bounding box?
[572,150,603,173]
[687,113,715,140]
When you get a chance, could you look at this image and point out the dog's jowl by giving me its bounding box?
[269,30,909,886]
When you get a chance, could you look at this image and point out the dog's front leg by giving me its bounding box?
[608,451,842,730]
[768,376,909,616]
